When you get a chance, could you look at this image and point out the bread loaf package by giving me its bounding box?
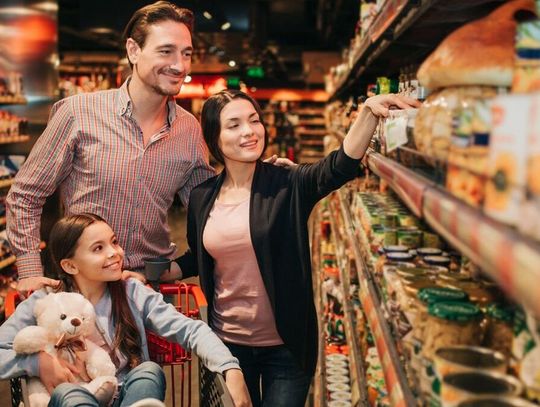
[418,0,537,90]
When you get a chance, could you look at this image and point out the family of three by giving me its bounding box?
[0,1,419,406]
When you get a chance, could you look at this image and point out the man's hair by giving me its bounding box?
[123,1,194,68]
[201,89,268,165]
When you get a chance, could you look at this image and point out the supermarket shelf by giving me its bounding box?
[329,0,507,101]
[328,198,369,407]
[0,135,30,145]
[337,189,416,407]
[296,128,327,136]
[0,216,6,227]
[295,108,325,116]
[300,140,325,146]
[0,179,14,189]
[366,151,540,318]
[298,119,326,126]
[0,96,27,105]
[329,128,346,142]
[0,255,16,271]
[310,210,327,407]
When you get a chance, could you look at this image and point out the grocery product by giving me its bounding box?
[434,346,507,378]
[484,94,533,225]
[441,371,523,406]
[417,0,537,90]
[414,86,498,164]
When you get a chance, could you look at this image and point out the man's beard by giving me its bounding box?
[152,83,181,96]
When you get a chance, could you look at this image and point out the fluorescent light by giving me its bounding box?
[203,11,212,19]
[32,2,58,12]
[184,75,192,83]
[228,60,236,67]
[221,22,231,31]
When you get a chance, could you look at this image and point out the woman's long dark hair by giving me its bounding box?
[49,213,142,368]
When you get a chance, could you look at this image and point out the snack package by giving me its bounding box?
[484,94,532,225]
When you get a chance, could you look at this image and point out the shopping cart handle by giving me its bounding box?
[5,290,21,318]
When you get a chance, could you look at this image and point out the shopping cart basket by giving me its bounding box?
[5,283,234,407]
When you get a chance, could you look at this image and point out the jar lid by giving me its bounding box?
[428,301,482,321]
[424,255,451,266]
[387,252,414,262]
[396,266,429,278]
[487,304,514,322]
[383,245,409,253]
[417,247,443,256]
[419,287,469,304]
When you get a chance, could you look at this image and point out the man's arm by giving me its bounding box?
[6,99,76,288]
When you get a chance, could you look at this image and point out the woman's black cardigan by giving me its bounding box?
[177,145,360,376]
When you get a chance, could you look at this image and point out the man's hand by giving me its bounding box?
[121,270,146,284]
[38,351,79,394]
[263,155,297,169]
[364,94,421,118]
[224,369,252,407]
[17,277,60,299]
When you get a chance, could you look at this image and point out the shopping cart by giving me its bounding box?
[4,283,234,407]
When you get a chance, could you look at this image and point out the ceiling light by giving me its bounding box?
[228,60,236,67]
[203,11,212,20]
[32,2,58,12]
[184,75,192,83]
[220,22,231,31]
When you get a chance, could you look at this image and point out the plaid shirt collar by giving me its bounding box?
[116,77,177,125]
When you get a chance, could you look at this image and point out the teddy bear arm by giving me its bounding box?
[84,340,117,378]
[13,326,50,354]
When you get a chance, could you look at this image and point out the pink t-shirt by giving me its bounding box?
[203,196,283,346]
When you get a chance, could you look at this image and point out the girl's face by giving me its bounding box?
[61,221,124,285]
[218,98,265,165]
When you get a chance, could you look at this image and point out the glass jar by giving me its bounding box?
[422,301,483,360]
[484,304,514,358]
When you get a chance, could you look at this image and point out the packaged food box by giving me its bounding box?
[484,94,532,225]
[519,92,540,240]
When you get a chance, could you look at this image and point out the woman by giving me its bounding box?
[176,90,420,406]
[0,213,251,407]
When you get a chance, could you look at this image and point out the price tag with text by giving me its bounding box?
[384,113,408,153]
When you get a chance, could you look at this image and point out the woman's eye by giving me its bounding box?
[93,245,102,252]
[112,238,118,245]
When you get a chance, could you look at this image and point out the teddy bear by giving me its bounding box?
[13,292,118,407]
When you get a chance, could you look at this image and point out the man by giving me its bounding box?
[8,1,289,296]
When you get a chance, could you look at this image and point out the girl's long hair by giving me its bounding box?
[48,213,142,368]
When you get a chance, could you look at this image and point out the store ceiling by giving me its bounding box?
[58,0,360,86]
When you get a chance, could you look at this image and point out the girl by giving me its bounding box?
[175,90,420,406]
[0,213,251,407]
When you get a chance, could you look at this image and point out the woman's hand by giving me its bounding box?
[224,368,252,407]
[364,93,421,118]
[17,277,60,299]
[38,351,79,394]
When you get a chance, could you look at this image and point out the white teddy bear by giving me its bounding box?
[13,292,118,407]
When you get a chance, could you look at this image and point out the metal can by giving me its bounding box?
[442,371,523,407]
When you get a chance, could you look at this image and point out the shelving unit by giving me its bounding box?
[364,150,540,318]
[295,107,327,163]
[328,0,510,101]
[0,97,27,105]
[336,189,416,407]
[0,256,16,272]
[0,135,30,145]
[328,198,369,406]
[0,217,6,228]
[0,179,14,190]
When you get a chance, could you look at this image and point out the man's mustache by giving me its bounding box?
[161,68,184,77]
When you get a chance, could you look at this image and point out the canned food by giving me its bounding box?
[434,346,507,378]
[326,367,349,376]
[328,400,352,407]
[417,247,443,257]
[326,374,350,384]
[329,391,352,401]
[327,382,351,393]
[457,396,538,407]
[387,251,415,262]
[397,227,423,248]
[383,245,409,253]
[442,371,523,407]
[424,255,451,267]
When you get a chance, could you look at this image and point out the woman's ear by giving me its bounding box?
[126,38,141,66]
[60,259,78,275]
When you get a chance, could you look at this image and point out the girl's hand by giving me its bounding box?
[224,368,252,407]
[364,94,421,118]
[38,351,79,393]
